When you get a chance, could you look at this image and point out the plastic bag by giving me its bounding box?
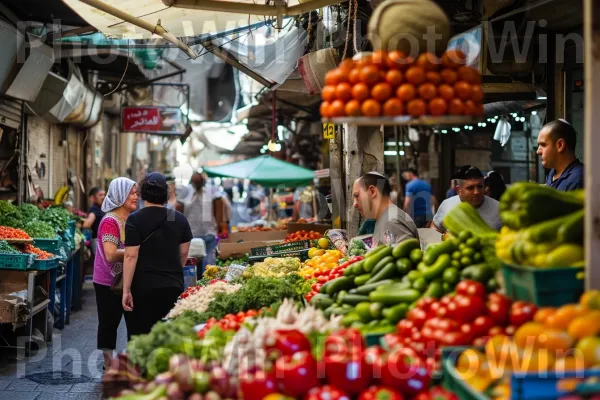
[325,229,349,256]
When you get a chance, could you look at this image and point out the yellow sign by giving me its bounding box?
[323,123,335,140]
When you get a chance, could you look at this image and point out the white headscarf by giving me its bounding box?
[102,177,136,212]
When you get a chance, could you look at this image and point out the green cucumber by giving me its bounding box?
[409,248,423,264]
[366,244,387,258]
[407,270,423,282]
[422,254,451,281]
[363,247,393,273]
[341,312,362,327]
[365,262,396,285]
[340,294,371,306]
[371,256,395,276]
[383,303,409,324]
[461,264,493,282]
[396,258,413,275]
[326,276,355,296]
[557,209,584,244]
[354,274,372,286]
[355,302,373,322]
[442,267,460,285]
[392,238,421,259]
[354,279,396,295]
[412,277,428,292]
[369,288,422,305]
[310,293,335,310]
[423,281,443,299]
[422,240,457,265]
[319,280,335,294]
[370,302,384,320]
[417,262,428,273]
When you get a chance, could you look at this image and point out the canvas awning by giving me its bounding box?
[203,155,314,187]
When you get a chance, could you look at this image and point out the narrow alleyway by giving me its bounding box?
[0,285,127,400]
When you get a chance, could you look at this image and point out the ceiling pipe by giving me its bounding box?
[163,0,342,18]
[78,0,199,58]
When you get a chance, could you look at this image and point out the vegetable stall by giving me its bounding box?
[104,180,596,400]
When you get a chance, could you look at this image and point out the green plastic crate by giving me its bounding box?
[31,257,59,271]
[33,238,61,254]
[0,253,35,270]
[502,263,584,307]
[441,347,490,400]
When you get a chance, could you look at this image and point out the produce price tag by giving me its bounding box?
[322,123,335,140]
[225,263,247,282]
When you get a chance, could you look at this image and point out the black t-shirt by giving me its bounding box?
[125,206,193,292]
[89,205,105,239]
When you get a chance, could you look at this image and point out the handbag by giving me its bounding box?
[111,213,168,295]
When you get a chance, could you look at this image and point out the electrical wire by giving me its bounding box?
[104,44,130,96]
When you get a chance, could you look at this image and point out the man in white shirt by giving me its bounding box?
[432,165,502,232]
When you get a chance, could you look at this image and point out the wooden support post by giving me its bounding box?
[584,0,600,290]
[329,125,344,228]
[343,124,385,237]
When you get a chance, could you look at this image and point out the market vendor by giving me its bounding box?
[536,119,584,191]
[432,166,502,232]
[352,172,419,247]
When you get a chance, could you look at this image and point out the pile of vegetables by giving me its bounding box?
[0,200,23,228]
[304,256,363,302]
[495,183,584,267]
[20,243,54,260]
[196,309,261,339]
[299,249,344,278]
[167,282,242,319]
[216,254,249,268]
[453,290,600,399]
[19,203,41,221]
[242,257,302,278]
[0,240,19,254]
[0,226,31,240]
[183,275,312,325]
[285,230,323,243]
[23,220,56,239]
[311,233,500,335]
[40,206,72,233]
[348,238,368,257]
[383,280,537,371]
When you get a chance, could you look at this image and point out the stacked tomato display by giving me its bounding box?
[384,280,538,370]
[197,310,260,338]
[320,49,484,118]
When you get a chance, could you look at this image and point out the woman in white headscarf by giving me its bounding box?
[93,177,137,370]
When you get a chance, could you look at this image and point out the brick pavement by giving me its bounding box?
[0,285,127,400]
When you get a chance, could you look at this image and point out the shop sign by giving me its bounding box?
[322,123,335,140]
[121,106,186,135]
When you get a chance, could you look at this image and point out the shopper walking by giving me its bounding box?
[402,168,437,228]
[93,177,137,370]
[83,187,106,254]
[122,172,192,338]
[181,173,227,276]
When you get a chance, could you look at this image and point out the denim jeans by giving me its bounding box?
[196,234,217,278]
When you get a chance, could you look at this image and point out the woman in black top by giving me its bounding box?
[122,172,193,338]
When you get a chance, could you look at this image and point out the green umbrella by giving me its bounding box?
[203,155,314,188]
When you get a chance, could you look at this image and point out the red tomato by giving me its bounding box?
[505,325,516,336]
[411,330,423,343]
[415,297,436,313]
[429,302,443,318]
[453,295,486,323]
[510,301,538,327]
[442,331,468,346]
[487,293,512,327]
[472,316,495,337]
[397,319,416,337]
[225,313,236,320]
[440,296,453,306]
[407,308,428,329]
[305,385,351,400]
[456,280,487,299]
[436,306,448,319]
[460,323,476,344]
[358,386,404,400]
[318,276,328,284]
[381,348,430,396]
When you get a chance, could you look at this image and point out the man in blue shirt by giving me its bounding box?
[402,169,437,228]
[537,119,584,191]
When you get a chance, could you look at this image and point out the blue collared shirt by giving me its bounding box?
[546,159,584,191]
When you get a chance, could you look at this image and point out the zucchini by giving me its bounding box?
[461,264,493,282]
[326,276,355,296]
[354,273,372,286]
[396,258,413,275]
[423,281,443,299]
[341,312,362,327]
[365,262,396,285]
[355,302,373,322]
[392,238,421,259]
[363,247,393,273]
[369,288,422,305]
[310,293,335,310]
[370,302,384,320]
[340,294,371,306]
[366,244,388,258]
[422,240,457,265]
[354,279,396,295]
[319,280,335,294]
[412,277,428,292]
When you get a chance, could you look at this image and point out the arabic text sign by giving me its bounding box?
[121,106,185,135]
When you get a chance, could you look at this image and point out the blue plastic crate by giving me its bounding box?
[31,257,59,271]
[502,263,584,307]
[511,369,600,400]
[33,238,61,254]
[0,253,35,270]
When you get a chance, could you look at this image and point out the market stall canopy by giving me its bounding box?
[203,155,314,187]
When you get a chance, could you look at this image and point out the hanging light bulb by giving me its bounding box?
[267,140,278,152]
